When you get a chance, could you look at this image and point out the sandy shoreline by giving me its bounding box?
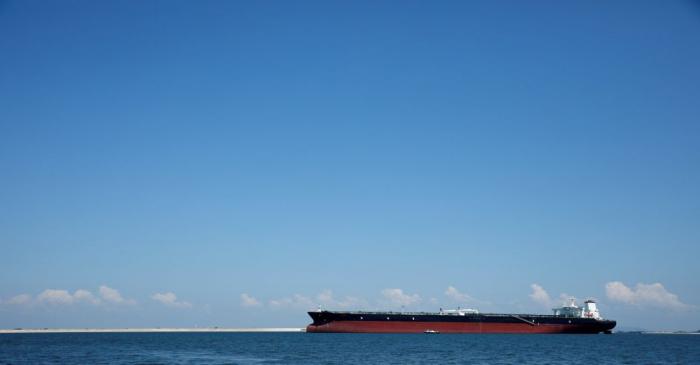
[0,327,305,334]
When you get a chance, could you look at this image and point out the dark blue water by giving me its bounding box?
[1,332,699,364]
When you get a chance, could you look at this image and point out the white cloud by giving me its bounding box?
[316,290,334,304]
[74,289,100,305]
[529,284,579,309]
[315,290,366,309]
[529,284,552,307]
[151,292,192,308]
[381,288,421,307]
[37,289,76,305]
[605,281,690,310]
[269,294,314,310]
[4,286,138,308]
[240,293,261,307]
[266,290,366,310]
[99,285,135,305]
[4,294,32,305]
[556,293,575,306]
[445,286,474,303]
[35,287,133,306]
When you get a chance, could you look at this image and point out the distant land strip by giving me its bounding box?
[0,328,305,334]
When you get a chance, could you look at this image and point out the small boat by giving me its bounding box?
[424,330,440,334]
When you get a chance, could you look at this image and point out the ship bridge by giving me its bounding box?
[552,298,602,319]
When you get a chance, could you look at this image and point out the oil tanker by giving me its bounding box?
[306,299,615,334]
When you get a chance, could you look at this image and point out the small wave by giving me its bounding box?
[137,350,277,364]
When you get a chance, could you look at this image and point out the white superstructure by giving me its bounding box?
[439,308,479,316]
[552,298,602,319]
[582,300,601,319]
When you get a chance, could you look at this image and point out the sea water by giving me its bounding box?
[1,332,699,364]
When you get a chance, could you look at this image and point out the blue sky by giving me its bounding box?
[1,0,699,331]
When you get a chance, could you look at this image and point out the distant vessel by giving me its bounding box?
[307,299,615,334]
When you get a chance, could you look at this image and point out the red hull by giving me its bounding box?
[307,321,605,334]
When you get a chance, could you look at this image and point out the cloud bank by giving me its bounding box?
[605,281,691,310]
[151,292,192,308]
[445,286,474,303]
[73,289,100,305]
[528,284,574,308]
[269,294,314,309]
[99,285,135,305]
[240,293,261,307]
[381,288,421,307]
[27,286,134,306]
[37,289,76,305]
[263,290,368,310]
[258,288,421,310]
[529,284,552,307]
[3,294,32,305]
[249,287,488,311]
[316,290,366,309]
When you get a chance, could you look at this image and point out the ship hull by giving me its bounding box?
[306,311,616,334]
